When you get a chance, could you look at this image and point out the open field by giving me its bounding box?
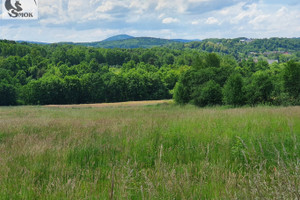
[0,103,299,199]
[45,100,173,108]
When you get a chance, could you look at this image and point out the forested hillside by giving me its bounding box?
[183,37,300,60]
[71,37,186,48]
[0,39,299,106]
[60,36,300,61]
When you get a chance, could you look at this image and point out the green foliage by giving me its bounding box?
[64,76,82,104]
[79,37,183,48]
[0,82,16,105]
[0,68,13,84]
[223,73,245,106]
[283,60,300,99]
[205,53,220,68]
[23,76,65,105]
[1,105,299,199]
[192,80,222,107]
[185,38,300,61]
[81,73,105,103]
[174,82,189,104]
[174,53,234,106]
[245,72,274,105]
[0,39,299,106]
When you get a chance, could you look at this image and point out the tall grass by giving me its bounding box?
[0,104,299,199]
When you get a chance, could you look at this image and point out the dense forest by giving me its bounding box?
[72,36,300,60]
[61,34,198,48]
[184,37,300,60]
[0,38,299,106]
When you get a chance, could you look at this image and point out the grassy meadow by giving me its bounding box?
[0,103,299,199]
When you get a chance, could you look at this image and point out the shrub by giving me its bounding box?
[0,83,16,105]
[192,80,222,107]
[283,60,300,99]
[245,72,273,105]
[223,73,245,106]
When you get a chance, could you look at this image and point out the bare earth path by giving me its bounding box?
[44,99,173,108]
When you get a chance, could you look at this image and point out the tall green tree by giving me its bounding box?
[23,75,65,105]
[192,80,222,107]
[223,73,245,106]
[283,61,300,99]
[81,73,105,103]
[0,83,16,105]
[64,76,82,104]
[246,72,274,105]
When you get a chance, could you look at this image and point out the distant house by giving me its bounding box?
[267,59,279,64]
[240,39,253,43]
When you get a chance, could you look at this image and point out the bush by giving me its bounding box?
[192,80,222,107]
[245,72,273,105]
[283,61,300,99]
[223,73,245,106]
[174,82,190,104]
[0,83,16,105]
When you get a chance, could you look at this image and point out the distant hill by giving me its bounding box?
[77,37,191,48]
[69,35,201,48]
[102,34,134,42]
[15,35,201,48]
[11,36,300,54]
[184,37,300,53]
[171,39,201,43]
[17,40,49,45]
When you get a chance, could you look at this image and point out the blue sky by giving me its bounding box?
[1,0,300,42]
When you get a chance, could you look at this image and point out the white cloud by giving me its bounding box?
[162,17,179,24]
[158,13,165,19]
[205,17,219,25]
[1,0,300,42]
[129,0,152,14]
[276,6,288,17]
[204,1,300,37]
[230,3,260,24]
[0,25,120,42]
[249,14,270,27]
[155,0,187,13]
[188,0,209,2]
[191,20,200,25]
[81,12,112,22]
[96,2,115,12]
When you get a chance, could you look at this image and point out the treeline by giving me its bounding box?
[176,38,300,60]
[0,39,299,106]
[174,54,300,106]
[78,37,179,48]
[0,40,188,105]
[69,37,300,58]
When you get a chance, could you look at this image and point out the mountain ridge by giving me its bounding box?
[17,35,201,48]
[102,34,134,42]
[75,35,200,48]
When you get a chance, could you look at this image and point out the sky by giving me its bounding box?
[0,0,300,43]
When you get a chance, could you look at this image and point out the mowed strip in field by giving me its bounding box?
[44,99,173,108]
[0,104,299,199]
